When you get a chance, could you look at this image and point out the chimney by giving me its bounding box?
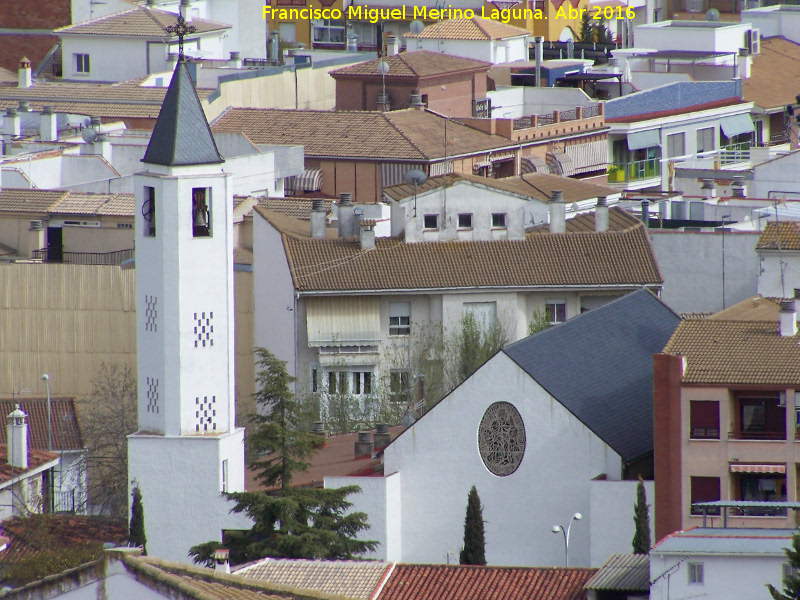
[566,39,574,59]
[595,196,609,232]
[311,421,328,441]
[337,193,354,238]
[701,178,717,198]
[347,33,359,52]
[94,132,112,162]
[269,30,281,63]
[310,199,327,238]
[90,116,101,129]
[40,106,57,141]
[549,190,565,234]
[535,37,544,87]
[228,51,242,69]
[374,423,391,450]
[18,57,32,89]
[213,549,230,575]
[355,431,374,458]
[409,89,425,110]
[17,101,29,113]
[7,405,28,469]
[386,35,400,57]
[641,200,650,228]
[780,299,797,337]
[731,176,746,198]
[4,108,20,138]
[360,219,376,250]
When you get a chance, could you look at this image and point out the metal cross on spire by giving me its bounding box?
[166,10,196,63]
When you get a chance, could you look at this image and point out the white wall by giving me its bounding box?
[589,479,655,567]
[633,21,752,54]
[742,7,800,44]
[406,37,528,65]
[486,86,594,120]
[758,250,800,299]
[380,352,623,566]
[71,0,132,25]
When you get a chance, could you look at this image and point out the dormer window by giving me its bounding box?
[192,187,211,237]
[143,186,156,237]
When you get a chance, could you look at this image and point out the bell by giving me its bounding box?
[193,207,207,228]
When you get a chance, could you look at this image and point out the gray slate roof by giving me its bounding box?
[503,289,680,462]
[653,528,796,555]
[605,80,743,120]
[142,62,223,166]
[584,554,650,591]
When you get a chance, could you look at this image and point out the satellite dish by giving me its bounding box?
[402,411,417,428]
[403,169,428,187]
[705,8,720,20]
[81,128,97,143]
[409,19,425,35]
[377,60,390,75]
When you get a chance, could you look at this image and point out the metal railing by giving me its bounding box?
[32,247,134,265]
[728,429,786,441]
[720,142,751,165]
[689,427,720,440]
[559,109,577,122]
[55,489,76,514]
[607,158,661,183]
[513,117,533,130]
[583,104,601,118]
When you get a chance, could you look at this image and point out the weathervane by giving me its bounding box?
[166,12,196,62]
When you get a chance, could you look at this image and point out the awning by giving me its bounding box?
[430,160,453,177]
[720,114,755,138]
[295,168,322,192]
[489,151,516,162]
[381,162,425,188]
[627,129,660,151]
[729,464,786,474]
[307,296,380,346]
[521,156,549,174]
[564,139,608,174]
[546,150,575,177]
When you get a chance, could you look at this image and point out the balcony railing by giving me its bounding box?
[32,247,134,265]
[583,104,601,118]
[729,505,788,517]
[55,489,76,514]
[728,429,786,441]
[720,142,751,165]
[690,427,720,440]
[607,158,661,183]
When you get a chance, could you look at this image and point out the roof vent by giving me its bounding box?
[549,190,565,234]
[29,220,43,231]
[355,431,374,458]
[780,299,797,337]
[731,176,746,198]
[595,196,608,232]
[17,101,29,112]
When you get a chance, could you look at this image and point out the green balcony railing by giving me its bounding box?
[607,158,661,183]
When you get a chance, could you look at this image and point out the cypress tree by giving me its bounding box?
[768,532,800,600]
[460,485,486,565]
[129,484,147,555]
[632,478,651,555]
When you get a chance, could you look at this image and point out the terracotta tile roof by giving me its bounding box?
[756,221,800,250]
[0,398,82,451]
[55,6,231,37]
[258,197,333,220]
[0,67,17,84]
[662,317,800,385]
[404,17,529,40]
[743,37,800,110]
[49,192,134,217]
[211,108,515,161]
[528,207,642,234]
[235,558,393,600]
[0,99,161,119]
[706,295,780,321]
[0,445,58,487]
[265,214,662,292]
[378,565,598,600]
[0,188,67,213]
[330,51,490,78]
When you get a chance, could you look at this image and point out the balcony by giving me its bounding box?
[690,427,720,440]
[719,142,751,166]
[729,429,786,441]
[32,247,134,265]
[607,158,661,183]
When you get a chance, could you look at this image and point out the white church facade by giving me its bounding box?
[326,290,679,567]
[127,59,249,561]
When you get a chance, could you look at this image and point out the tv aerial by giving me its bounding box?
[403,169,428,216]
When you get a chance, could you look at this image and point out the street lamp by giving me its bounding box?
[552,512,582,567]
[42,374,52,451]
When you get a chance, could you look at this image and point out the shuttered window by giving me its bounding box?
[306,297,380,346]
[690,401,719,439]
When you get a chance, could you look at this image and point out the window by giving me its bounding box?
[688,562,704,584]
[328,371,348,395]
[735,472,787,515]
[221,459,228,493]
[667,133,685,159]
[389,302,411,336]
[312,19,345,45]
[279,22,297,43]
[545,301,566,324]
[690,476,720,515]
[117,223,133,229]
[738,395,785,440]
[143,186,156,237]
[390,370,410,401]
[192,187,211,237]
[424,214,439,230]
[492,213,507,229]
[697,127,715,154]
[352,371,373,395]
[690,401,719,439]
[75,54,90,74]
[458,213,473,229]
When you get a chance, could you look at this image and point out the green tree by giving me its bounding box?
[457,312,509,384]
[459,485,486,566]
[528,307,552,336]
[578,12,595,43]
[189,347,377,567]
[597,23,615,45]
[768,532,800,600]
[631,478,650,554]
[129,484,147,555]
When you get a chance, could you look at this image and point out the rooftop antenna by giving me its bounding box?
[403,169,427,217]
[377,60,390,109]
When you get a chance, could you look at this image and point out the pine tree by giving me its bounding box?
[460,485,486,565]
[768,532,800,600]
[578,12,595,43]
[631,478,651,555]
[129,484,147,555]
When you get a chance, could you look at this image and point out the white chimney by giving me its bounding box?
[337,193,355,238]
[595,196,609,232]
[780,299,797,337]
[3,108,20,138]
[386,35,400,57]
[360,219,376,250]
[228,51,242,69]
[731,176,746,198]
[40,106,57,142]
[310,199,327,239]
[535,37,544,87]
[7,405,28,469]
[549,190,565,234]
[18,57,32,89]
[701,178,717,198]
[213,549,230,574]
[180,0,193,21]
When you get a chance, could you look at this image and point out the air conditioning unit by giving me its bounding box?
[29,220,43,231]
[746,28,760,55]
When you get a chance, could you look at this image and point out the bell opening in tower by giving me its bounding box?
[192,187,211,237]
[143,186,156,237]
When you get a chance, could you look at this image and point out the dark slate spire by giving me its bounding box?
[142,61,223,166]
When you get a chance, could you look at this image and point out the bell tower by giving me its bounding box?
[127,59,248,561]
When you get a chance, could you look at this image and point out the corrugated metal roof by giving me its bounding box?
[584,554,649,591]
[653,528,796,555]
